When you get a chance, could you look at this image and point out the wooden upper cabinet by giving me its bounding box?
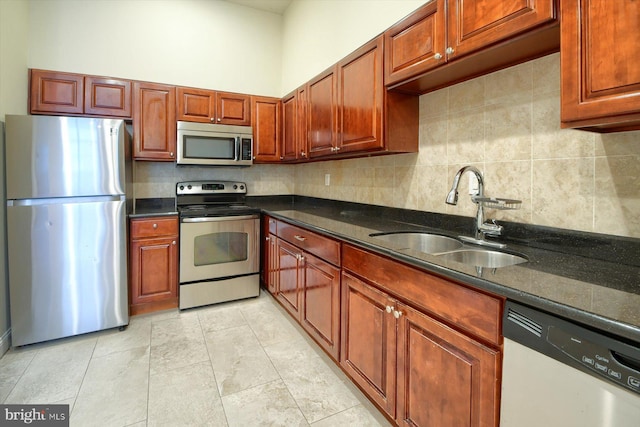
[176,87,250,125]
[386,0,559,93]
[133,81,176,161]
[84,76,132,117]
[217,91,251,126]
[281,90,299,161]
[251,95,281,163]
[561,0,640,131]
[338,36,384,154]
[385,0,446,85]
[449,0,556,59]
[30,69,132,118]
[307,67,338,158]
[30,70,84,115]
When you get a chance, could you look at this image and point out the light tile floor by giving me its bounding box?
[0,291,391,427]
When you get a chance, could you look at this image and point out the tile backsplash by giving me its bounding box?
[134,53,640,239]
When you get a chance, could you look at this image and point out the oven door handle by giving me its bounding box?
[182,214,259,223]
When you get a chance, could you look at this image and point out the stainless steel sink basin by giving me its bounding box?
[437,249,527,268]
[370,232,463,254]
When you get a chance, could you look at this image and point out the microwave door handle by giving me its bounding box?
[235,136,240,161]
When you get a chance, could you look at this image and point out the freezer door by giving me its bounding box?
[5,115,125,199]
[7,198,128,346]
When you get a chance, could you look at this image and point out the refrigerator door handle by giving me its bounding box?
[8,195,124,206]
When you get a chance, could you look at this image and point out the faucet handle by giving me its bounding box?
[480,219,503,236]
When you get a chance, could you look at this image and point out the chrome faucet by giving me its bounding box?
[446,166,506,248]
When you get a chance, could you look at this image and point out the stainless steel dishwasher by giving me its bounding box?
[501,301,640,427]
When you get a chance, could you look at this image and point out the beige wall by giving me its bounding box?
[28,0,283,96]
[295,53,640,238]
[281,0,426,94]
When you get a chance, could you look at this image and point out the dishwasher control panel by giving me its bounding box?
[547,325,640,394]
[503,301,640,396]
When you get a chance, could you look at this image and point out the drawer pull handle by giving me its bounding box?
[294,235,306,242]
[153,223,158,229]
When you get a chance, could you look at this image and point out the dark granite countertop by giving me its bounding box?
[247,195,640,344]
[129,198,177,218]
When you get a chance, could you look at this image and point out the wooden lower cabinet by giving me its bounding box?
[396,302,500,427]
[129,216,179,315]
[341,244,502,427]
[276,238,303,317]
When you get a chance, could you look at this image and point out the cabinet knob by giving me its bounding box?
[335,146,341,152]
[265,236,270,241]
[172,241,176,245]
[217,118,221,122]
[300,151,307,158]
[434,52,443,60]
[210,117,215,122]
[294,235,306,242]
[445,47,455,55]
[393,310,403,319]
[280,156,284,160]
[170,152,174,157]
[386,305,393,314]
[152,223,158,229]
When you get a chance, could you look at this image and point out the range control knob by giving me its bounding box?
[233,184,238,189]
[187,185,192,190]
[179,185,184,190]
[240,185,245,190]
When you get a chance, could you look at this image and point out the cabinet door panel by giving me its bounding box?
[217,92,251,126]
[29,70,84,115]
[396,303,500,427]
[561,0,640,127]
[301,253,340,360]
[252,96,281,162]
[341,272,396,417]
[308,68,337,158]
[177,87,215,123]
[133,82,176,161]
[282,91,298,161]
[130,237,178,305]
[85,77,132,117]
[277,239,302,317]
[450,0,556,59]
[338,36,383,153]
[385,0,446,85]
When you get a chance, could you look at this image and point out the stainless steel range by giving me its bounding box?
[177,181,260,309]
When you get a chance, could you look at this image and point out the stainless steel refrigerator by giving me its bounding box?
[5,115,131,346]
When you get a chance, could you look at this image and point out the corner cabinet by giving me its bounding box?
[341,243,502,427]
[560,0,640,132]
[129,216,179,315]
[251,96,282,163]
[133,82,176,161]
[29,69,132,118]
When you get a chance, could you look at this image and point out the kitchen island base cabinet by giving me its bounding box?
[129,216,179,315]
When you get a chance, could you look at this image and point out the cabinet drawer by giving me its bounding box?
[277,221,341,266]
[343,244,503,346]
[131,216,178,239]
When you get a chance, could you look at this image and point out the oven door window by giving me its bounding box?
[194,232,248,266]
[183,135,235,160]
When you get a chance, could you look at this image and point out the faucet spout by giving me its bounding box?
[445,165,484,206]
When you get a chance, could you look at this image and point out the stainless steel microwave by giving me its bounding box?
[176,121,253,166]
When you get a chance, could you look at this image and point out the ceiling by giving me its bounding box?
[224,0,293,15]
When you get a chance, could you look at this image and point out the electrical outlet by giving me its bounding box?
[325,174,330,186]
[468,173,479,196]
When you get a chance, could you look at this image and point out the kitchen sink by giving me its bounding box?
[436,249,527,268]
[370,232,463,254]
